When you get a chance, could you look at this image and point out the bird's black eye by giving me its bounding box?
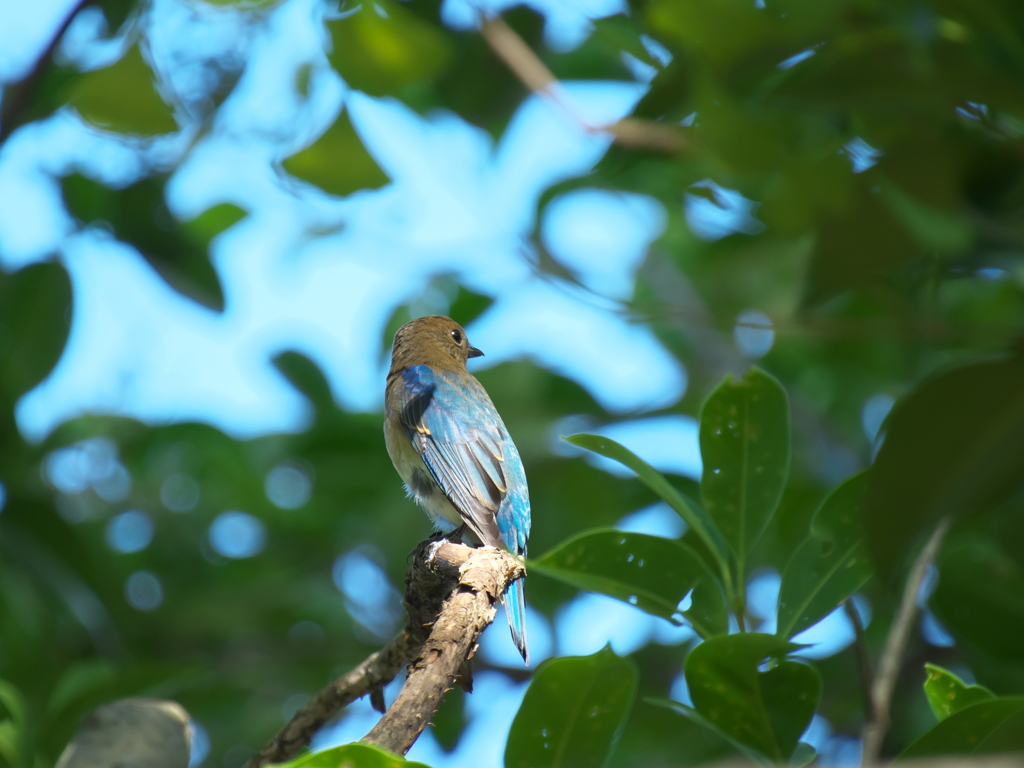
[450,329,463,344]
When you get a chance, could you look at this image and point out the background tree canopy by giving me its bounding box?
[1,0,1024,766]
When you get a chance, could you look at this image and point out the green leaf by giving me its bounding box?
[505,647,637,768]
[699,368,791,571]
[0,261,72,401]
[685,634,821,762]
[61,174,240,310]
[879,180,971,253]
[791,742,817,767]
[923,664,995,722]
[327,0,453,96]
[282,108,390,198]
[900,698,1024,758]
[776,472,872,639]
[647,698,772,765]
[564,434,730,583]
[0,680,27,766]
[531,529,728,638]
[270,742,431,767]
[181,203,247,246]
[66,44,177,135]
[932,534,1024,662]
[865,353,1024,580]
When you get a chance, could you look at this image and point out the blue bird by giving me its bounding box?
[385,315,530,664]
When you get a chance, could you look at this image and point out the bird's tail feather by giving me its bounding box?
[502,577,529,665]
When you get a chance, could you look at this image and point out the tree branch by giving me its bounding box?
[245,540,522,767]
[478,14,686,154]
[861,516,952,766]
[0,0,93,146]
[361,544,522,754]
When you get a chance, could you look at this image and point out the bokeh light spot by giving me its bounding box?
[125,570,163,611]
[265,461,313,509]
[105,509,154,553]
[161,473,200,512]
[208,510,266,559]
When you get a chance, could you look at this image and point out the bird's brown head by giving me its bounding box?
[389,315,484,373]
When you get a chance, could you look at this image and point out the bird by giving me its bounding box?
[384,315,530,664]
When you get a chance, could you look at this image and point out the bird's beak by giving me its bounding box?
[468,346,484,358]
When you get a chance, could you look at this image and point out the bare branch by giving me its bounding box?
[245,539,521,767]
[245,630,419,768]
[361,544,523,755]
[861,516,952,766]
[0,0,93,145]
[478,14,686,154]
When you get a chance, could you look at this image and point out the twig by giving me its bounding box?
[478,14,686,154]
[245,630,419,767]
[861,516,952,766]
[844,598,874,725]
[361,545,522,754]
[245,540,522,767]
[0,0,93,145]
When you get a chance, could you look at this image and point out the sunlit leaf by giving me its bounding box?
[776,471,872,639]
[699,368,790,571]
[865,353,1024,580]
[282,108,389,197]
[327,0,452,96]
[506,647,637,768]
[685,634,820,762]
[900,698,1024,758]
[66,44,176,135]
[269,742,431,767]
[923,664,994,722]
[564,434,730,584]
[531,529,728,638]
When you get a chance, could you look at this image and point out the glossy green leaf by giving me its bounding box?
[647,698,771,765]
[282,108,389,198]
[685,634,821,762]
[270,742,431,767]
[66,44,176,135]
[700,368,790,570]
[865,353,1024,580]
[327,0,453,96]
[923,664,994,722]
[900,698,1024,758]
[777,472,872,639]
[531,529,728,638]
[564,434,730,580]
[506,647,637,768]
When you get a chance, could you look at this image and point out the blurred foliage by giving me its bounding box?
[2,0,1024,766]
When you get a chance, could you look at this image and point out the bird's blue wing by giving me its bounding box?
[396,365,525,552]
